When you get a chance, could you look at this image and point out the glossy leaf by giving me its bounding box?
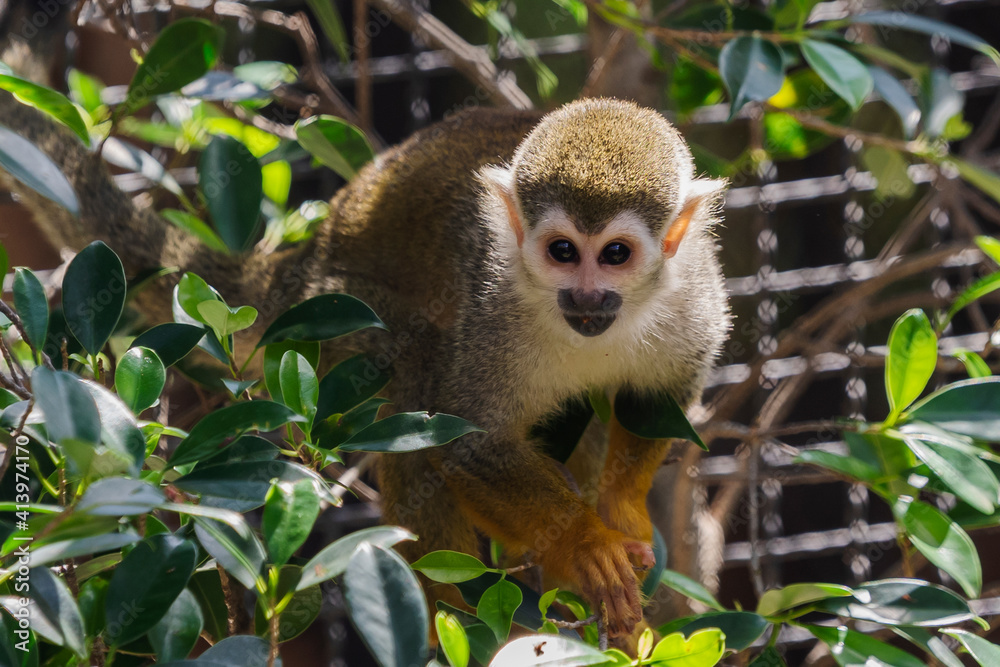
[907,377,1000,441]
[161,209,229,253]
[977,235,1000,265]
[125,18,223,110]
[942,629,1000,666]
[0,600,38,667]
[130,323,205,367]
[62,241,126,355]
[794,449,880,482]
[719,36,785,119]
[24,567,86,658]
[894,497,981,597]
[115,346,166,414]
[294,115,374,180]
[436,611,470,667]
[263,340,320,405]
[806,624,924,667]
[901,434,999,514]
[477,578,522,643]
[262,479,320,566]
[869,65,920,138]
[102,138,183,196]
[893,626,963,667]
[197,300,258,338]
[198,635,270,667]
[816,578,974,627]
[31,367,100,444]
[343,544,429,667]
[756,582,853,618]
[800,40,872,110]
[850,12,1000,66]
[338,412,482,453]
[412,550,490,584]
[81,380,146,477]
[28,533,138,569]
[175,272,224,325]
[199,135,263,253]
[174,459,329,510]
[0,125,79,215]
[148,589,203,662]
[314,353,390,424]
[0,73,89,144]
[169,400,305,467]
[305,0,350,62]
[748,647,786,667]
[279,350,319,421]
[649,628,726,666]
[885,309,937,423]
[666,612,768,652]
[76,477,164,515]
[104,534,197,646]
[253,565,322,642]
[951,349,991,379]
[488,635,609,666]
[193,517,266,592]
[297,525,416,590]
[614,390,705,448]
[13,268,48,351]
[233,61,298,89]
[658,569,724,611]
[946,271,1000,324]
[256,293,385,347]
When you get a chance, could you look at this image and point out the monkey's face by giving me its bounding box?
[521,208,664,339]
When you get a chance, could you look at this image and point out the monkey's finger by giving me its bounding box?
[623,540,655,570]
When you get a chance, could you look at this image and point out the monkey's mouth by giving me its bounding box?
[563,312,617,337]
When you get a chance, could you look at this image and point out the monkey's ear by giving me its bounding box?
[662,178,725,258]
[479,166,525,248]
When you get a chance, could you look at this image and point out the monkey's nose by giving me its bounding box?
[558,289,621,336]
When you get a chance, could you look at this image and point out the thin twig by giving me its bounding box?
[549,613,599,630]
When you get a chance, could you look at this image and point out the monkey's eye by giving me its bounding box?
[600,242,631,265]
[549,239,579,263]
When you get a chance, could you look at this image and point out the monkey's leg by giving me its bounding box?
[596,416,668,572]
[378,452,478,620]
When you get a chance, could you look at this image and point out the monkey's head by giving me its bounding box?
[480,98,724,341]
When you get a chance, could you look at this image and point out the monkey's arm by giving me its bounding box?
[434,431,645,637]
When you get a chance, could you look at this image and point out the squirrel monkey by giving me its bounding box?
[1,76,729,635]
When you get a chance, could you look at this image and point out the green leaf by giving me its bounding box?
[279,350,319,421]
[76,477,164,515]
[922,69,964,139]
[756,582,853,618]
[894,497,981,597]
[31,366,101,444]
[198,635,270,667]
[815,578,974,627]
[942,629,1000,666]
[258,293,385,347]
[262,479,321,566]
[62,241,126,355]
[29,531,139,568]
[81,380,146,477]
[125,18,223,110]
[193,517,267,592]
[294,115,374,180]
[130,323,205,367]
[885,308,937,424]
[199,135,263,253]
[161,209,229,253]
[950,349,992,379]
[338,412,483,453]
[477,578,522,643]
[0,243,7,279]
[304,0,350,62]
[860,145,914,199]
[186,569,228,641]
[115,346,166,414]
[0,73,89,144]
[343,544,429,667]
[649,628,726,666]
[436,611,470,667]
[976,235,1000,265]
[718,36,785,119]
[901,434,999,514]
[946,156,1000,206]
[197,300,258,339]
[314,353,390,425]
[893,627,963,667]
[13,268,48,351]
[68,68,105,115]
[946,271,1000,325]
[667,612,768,651]
[233,61,298,90]
[613,390,705,449]
[487,635,609,666]
[869,66,920,139]
[800,40,873,110]
[412,550,490,584]
[794,449,880,482]
[24,567,86,658]
[297,525,416,590]
[253,565,322,642]
[0,599,39,667]
[906,377,1000,441]
[174,460,329,511]
[748,647,786,667]
[102,138,184,197]
[104,533,197,646]
[0,125,79,215]
[658,569,724,611]
[169,400,305,467]
[148,589,203,662]
[175,272,224,325]
[849,12,1000,66]
[805,624,925,667]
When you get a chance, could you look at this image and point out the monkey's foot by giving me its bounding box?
[623,539,655,571]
